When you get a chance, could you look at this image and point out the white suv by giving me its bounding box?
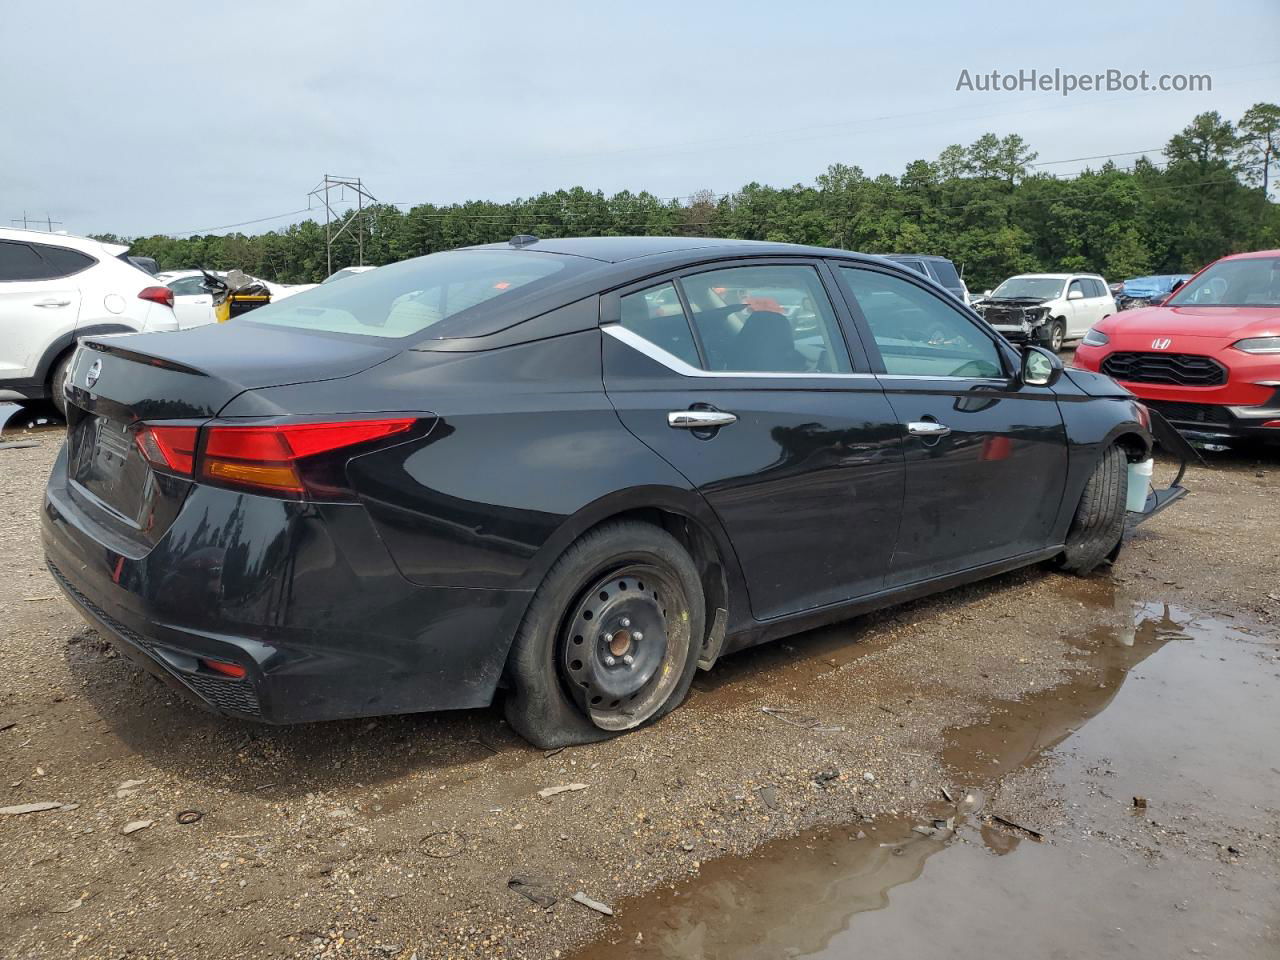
[976,273,1114,351]
[0,228,181,413]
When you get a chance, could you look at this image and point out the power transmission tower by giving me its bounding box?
[10,212,62,231]
[307,175,377,277]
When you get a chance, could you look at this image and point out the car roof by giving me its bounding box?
[1008,273,1098,280]
[1219,249,1280,261]
[883,253,954,262]
[464,235,859,264]
[0,226,128,258]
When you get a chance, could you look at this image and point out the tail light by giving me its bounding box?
[132,417,419,500]
[138,286,175,308]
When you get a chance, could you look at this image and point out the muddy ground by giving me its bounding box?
[0,415,1277,960]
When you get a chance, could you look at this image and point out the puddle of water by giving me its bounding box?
[570,604,1280,960]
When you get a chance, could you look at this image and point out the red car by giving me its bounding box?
[1073,250,1280,446]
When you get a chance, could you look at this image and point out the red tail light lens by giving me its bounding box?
[134,424,198,475]
[138,286,175,308]
[199,418,417,498]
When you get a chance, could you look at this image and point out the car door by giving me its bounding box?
[0,239,84,385]
[1087,278,1112,327]
[601,260,905,620]
[831,262,1068,586]
[1063,278,1089,337]
[167,275,216,328]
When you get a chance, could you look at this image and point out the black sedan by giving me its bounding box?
[43,237,1190,747]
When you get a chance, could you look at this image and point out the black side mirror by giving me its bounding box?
[1021,345,1063,387]
[1170,278,1186,293]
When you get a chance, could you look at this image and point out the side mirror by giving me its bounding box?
[983,289,993,297]
[1021,345,1063,387]
[1067,288,1084,300]
[1170,278,1186,293]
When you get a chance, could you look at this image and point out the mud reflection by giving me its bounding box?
[570,601,1276,960]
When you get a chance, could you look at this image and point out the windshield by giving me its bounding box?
[991,277,1064,300]
[322,267,370,284]
[245,250,569,339]
[1167,257,1280,308]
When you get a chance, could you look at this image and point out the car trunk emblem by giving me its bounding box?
[85,359,102,388]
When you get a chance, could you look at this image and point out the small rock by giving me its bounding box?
[537,783,588,799]
[862,771,876,784]
[0,801,64,816]
[116,780,146,799]
[121,819,153,835]
[571,891,613,916]
[1133,796,1148,809]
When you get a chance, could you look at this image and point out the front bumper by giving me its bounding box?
[1141,397,1280,444]
[43,444,529,724]
[1128,409,1198,527]
[989,320,1054,346]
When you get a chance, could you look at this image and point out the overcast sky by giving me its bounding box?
[4,0,1277,238]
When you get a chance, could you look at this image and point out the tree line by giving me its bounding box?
[100,105,1279,292]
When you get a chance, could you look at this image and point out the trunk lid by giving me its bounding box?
[62,324,399,549]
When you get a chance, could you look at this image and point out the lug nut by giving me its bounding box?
[623,654,634,665]
[632,631,644,642]
[620,617,631,628]
[604,655,616,666]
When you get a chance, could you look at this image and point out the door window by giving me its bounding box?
[618,282,702,368]
[0,240,52,282]
[838,267,1004,378]
[29,243,95,278]
[679,265,852,373]
[168,276,210,296]
[1068,279,1085,298]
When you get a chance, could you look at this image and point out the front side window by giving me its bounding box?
[1167,257,1280,308]
[246,250,570,339]
[679,265,852,373]
[839,267,1004,379]
[168,276,209,296]
[619,282,701,367]
[1068,279,1085,298]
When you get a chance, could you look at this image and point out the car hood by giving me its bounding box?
[1097,305,1280,339]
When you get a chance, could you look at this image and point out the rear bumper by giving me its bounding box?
[42,444,529,724]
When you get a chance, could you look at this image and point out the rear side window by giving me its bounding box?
[0,240,96,281]
[897,259,929,276]
[1088,278,1108,298]
[246,250,570,339]
[679,265,852,373]
[619,283,701,367]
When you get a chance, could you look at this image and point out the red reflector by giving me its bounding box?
[201,658,246,679]
[1263,420,1280,429]
[138,285,175,308]
[134,424,198,475]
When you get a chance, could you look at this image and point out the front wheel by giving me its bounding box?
[504,521,705,748]
[1047,319,1066,353]
[1059,444,1128,575]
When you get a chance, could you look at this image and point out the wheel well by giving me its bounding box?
[580,507,729,662]
[45,347,74,388]
[1113,432,1151,463]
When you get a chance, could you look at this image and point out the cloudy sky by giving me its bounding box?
[4,0,1277,238]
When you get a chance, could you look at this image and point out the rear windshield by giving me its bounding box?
[1167,257,1280,308]
[927,258,962,289]
[245,250,570,339]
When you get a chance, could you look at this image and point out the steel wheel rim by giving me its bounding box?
[559,563,691,731]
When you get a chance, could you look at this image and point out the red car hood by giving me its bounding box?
[1099,305,1280,340]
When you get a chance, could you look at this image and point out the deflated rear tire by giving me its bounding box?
[503,521,705,749]
[1059,444,1128,576]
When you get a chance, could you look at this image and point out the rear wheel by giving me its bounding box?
[1059,444,1128,575]
[504,521,705,748]
[48,352,73,418]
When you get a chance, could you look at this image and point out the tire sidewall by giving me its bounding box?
[504,523,706,749]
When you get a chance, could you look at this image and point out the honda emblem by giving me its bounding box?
[1150,338,1172,350]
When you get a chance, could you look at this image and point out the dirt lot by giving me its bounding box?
[1,422,1277,960]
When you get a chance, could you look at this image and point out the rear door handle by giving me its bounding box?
[907,421,951,438]
[35,299,71,308]
[668,410,737,429]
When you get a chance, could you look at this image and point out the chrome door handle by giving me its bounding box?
[907,421,951,438]
[35,299,71,308]
[668,410,737,429]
